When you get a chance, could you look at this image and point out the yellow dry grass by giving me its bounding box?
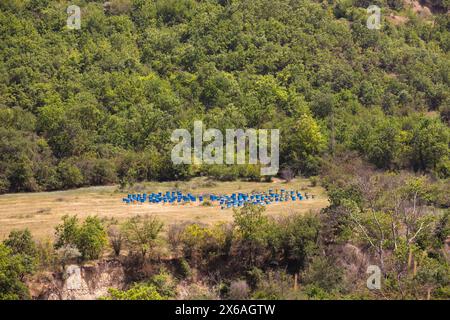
[0,178,329,240]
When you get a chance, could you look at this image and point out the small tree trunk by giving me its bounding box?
[294,274,298,291]
[407,247,413,271]
[378,247,385,273]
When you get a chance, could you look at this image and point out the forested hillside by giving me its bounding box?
[0,0,449,193]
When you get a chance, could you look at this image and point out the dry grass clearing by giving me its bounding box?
[0,178,329,240]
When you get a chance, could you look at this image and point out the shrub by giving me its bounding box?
[3,229,36,257]
[150,270,177,298]
[309,176,318,187]
[277,213,321,270]
[0,244,31,300]
[251,271,303,300]
[54,215,79,249]
[121,215,164,258]
[76,216,108,260]
[3,229,38,274]
[233,205,268,242]
[178,258,192,279]
[244,164,261,182]
[302,255,343,293]
[246,267,264,289]
[180,223,215,264]
[303,285,335,300]
[0,176,10,194]
[54,215,107,261]
[206,165,239,181]
[104,283,164,300]
[179,223,230,267]
[35,238,57,270]
[218,281,230,297]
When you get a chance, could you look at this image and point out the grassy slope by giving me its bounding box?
[0,178,328,240]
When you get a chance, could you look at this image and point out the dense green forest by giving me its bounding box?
[0,0,449,193]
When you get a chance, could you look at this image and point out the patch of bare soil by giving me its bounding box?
[403,0,433,17]
[387,13,409,25]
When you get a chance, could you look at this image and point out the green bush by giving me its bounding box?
[302,256,344,293]
[104,283,164,300]
[35,238,57,270]
[275,213,321,270]
[246,267,264,289]
[76,216,108,260]
[179,223,228,267]
[3,229,37,257]
[0,0,447,193]
[57,162,83,189]
[231,205,270,269]
[206,165,240,181]
[54,215,107,261]
[201,200,213,207]
[0,176,10,194]
[251,271,303,300]
[3,229,38,274]
[54,215,79,249]
[121,215,164,258]
[309,176,318,187]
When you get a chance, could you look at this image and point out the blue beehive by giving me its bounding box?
[122,188,307,209]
